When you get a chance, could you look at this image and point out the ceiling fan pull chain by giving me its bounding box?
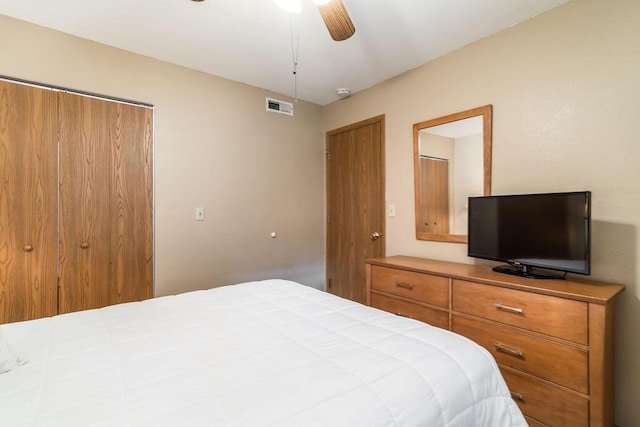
[290,16,300,102]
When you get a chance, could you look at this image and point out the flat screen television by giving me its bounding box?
[468,191,591,279]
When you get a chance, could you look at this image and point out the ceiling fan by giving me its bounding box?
[274,0,356,41]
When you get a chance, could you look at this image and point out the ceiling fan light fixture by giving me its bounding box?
[273,0,301,14]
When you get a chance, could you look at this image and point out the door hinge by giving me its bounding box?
[325,151,331,160]
[327,278,332,289]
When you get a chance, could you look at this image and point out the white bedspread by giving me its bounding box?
[0,279,526,426]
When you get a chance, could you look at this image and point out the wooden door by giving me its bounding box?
[59,93,112,313]
[418,157,449,234]
[108,102,153,305]
[326,115,385,304]
[59,93,153,314]
[0,81,58,323]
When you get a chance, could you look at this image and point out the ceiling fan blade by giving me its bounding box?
[317,0,355,41]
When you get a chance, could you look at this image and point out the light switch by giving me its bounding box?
[195,207,205,221]
[388,204,396,218]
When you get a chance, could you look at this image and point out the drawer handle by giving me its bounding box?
[395,281,414,290]
[510,391,525,402]
[493,303,524,314]
[494,343,524,358]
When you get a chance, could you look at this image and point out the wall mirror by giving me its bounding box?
[413,105,492,243]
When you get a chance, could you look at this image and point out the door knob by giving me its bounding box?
[370,232,381,241]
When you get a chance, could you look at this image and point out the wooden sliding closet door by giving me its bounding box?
[58,93,152,314]
[418,157,449,234]
[0,81,58,323]
[108,102,153,305]
[59,93,112,312]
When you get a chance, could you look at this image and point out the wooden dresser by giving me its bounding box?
[365,256,624,427]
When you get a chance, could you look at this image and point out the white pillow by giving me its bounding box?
[0,327,22,374]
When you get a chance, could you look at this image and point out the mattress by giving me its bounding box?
[0,279,526,426]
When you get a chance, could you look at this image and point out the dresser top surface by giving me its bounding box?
[367,256,625,304]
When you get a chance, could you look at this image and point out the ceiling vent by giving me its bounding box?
[266,97,294,116]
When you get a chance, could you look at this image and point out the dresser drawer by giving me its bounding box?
[371,293,449,329]
[371,266,449,308]
[452,280,588,344]
[452,315,588,394]
[501,368,588,426]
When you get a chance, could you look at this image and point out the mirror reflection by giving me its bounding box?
[413,105,492,243]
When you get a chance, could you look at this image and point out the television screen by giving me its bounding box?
[468,191,591,278]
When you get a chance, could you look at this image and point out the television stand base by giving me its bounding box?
[492,264,566,280]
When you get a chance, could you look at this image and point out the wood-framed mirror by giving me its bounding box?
[413,105,492,243]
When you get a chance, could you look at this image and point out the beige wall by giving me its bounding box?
[0,14,326,295]
[323,0,640,424]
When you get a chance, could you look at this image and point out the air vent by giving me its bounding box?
[266,97,294,116]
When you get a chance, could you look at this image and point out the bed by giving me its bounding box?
[0,279,526,426]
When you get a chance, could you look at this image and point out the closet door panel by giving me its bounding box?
[0,81,58,323]
[109,103,153,304]
[58,92,112,313]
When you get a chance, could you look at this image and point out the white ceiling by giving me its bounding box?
[0,0,568,105]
